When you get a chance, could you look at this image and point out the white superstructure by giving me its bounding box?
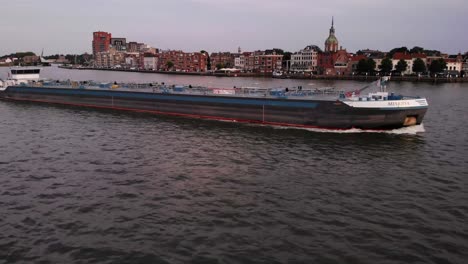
[0,67,41,90]
[10,68,41,80]
[343,92,428,109]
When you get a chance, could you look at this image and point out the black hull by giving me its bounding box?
[0,87,427,130]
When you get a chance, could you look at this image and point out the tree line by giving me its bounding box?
[355,57,448,75]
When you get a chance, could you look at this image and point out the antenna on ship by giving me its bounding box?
[358,77,389,94]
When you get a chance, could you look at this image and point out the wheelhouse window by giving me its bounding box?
[11,69,40,74]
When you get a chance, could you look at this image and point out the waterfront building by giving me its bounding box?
[22,55,40,65]
[127,42,146,53]
[111,38,127,51]
[317,17,352,75]
[158,50,207,72]
[234,55,244,69]
[92,31,112,56]
[362,51,386,72]
[390,53,429,75]
[210,52,235,69]
[127,42,138,53]
[333,49,351,75]
[95,48,126,68]
[348,54,368,73]
[392,52,413,75]
[143,54,158,70]
[445,54,463,74]
[290,45,321,73]
[55,55,70,64]
[256,52,283,73]
[319,48,350,75]
[0,58,13,65]
[235,52,252,71]
[95,52,113,68]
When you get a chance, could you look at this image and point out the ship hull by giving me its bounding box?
[0,86,427,130]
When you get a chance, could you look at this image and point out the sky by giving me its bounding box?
[1,0,467,55]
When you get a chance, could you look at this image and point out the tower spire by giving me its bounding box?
[329,16,335,35]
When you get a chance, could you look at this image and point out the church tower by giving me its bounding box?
[325,17,339,52]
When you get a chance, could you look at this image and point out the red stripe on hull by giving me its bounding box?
[2,97,383,131]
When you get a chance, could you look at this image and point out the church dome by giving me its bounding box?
[324,17,339,52]
[325,35,338,45]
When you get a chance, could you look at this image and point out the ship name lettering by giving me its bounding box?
[388,101,410,106]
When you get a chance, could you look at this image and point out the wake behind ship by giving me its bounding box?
[0,68,428,130]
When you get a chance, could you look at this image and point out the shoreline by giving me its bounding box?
[58,65,468,83]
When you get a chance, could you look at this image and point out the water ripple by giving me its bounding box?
[0,80,467,263]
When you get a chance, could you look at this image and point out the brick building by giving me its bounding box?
[158,50,207,72]
[210,52,235,69]
[92,31,112,56]
[255,53,283,73]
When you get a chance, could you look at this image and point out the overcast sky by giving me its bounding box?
[1,0,467,55]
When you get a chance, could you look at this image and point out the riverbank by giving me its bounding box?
[58,66,468,83]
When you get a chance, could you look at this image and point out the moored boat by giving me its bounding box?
[0,68,428,130]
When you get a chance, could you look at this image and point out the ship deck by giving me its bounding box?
[22,80,344,101]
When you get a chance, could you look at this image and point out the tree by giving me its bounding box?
[387,47,409,58]
[356,59,369,73]
[395,59,408,74]
[367,58,376,72]
[410,46,424,54]
[379,57,393,73]
[282,51,292,69]
[424,49,441,56]
[166,61,174,70]
[215,63,224,70]
[429,59,447,74]
[412,58,426,73]
[356,58,377,74]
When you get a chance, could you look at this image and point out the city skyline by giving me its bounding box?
[1,0,467,55]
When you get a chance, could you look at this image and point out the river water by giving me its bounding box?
[0,66,467,264]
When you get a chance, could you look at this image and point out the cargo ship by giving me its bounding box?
[0,68,428,130]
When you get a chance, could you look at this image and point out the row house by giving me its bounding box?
[158,50,208,72]
[256,53,283,73]
[210,52,235,69]
[234,53,246,69]
[239,51,283,73]
[290,45,320,72]
[234,52,252,70]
